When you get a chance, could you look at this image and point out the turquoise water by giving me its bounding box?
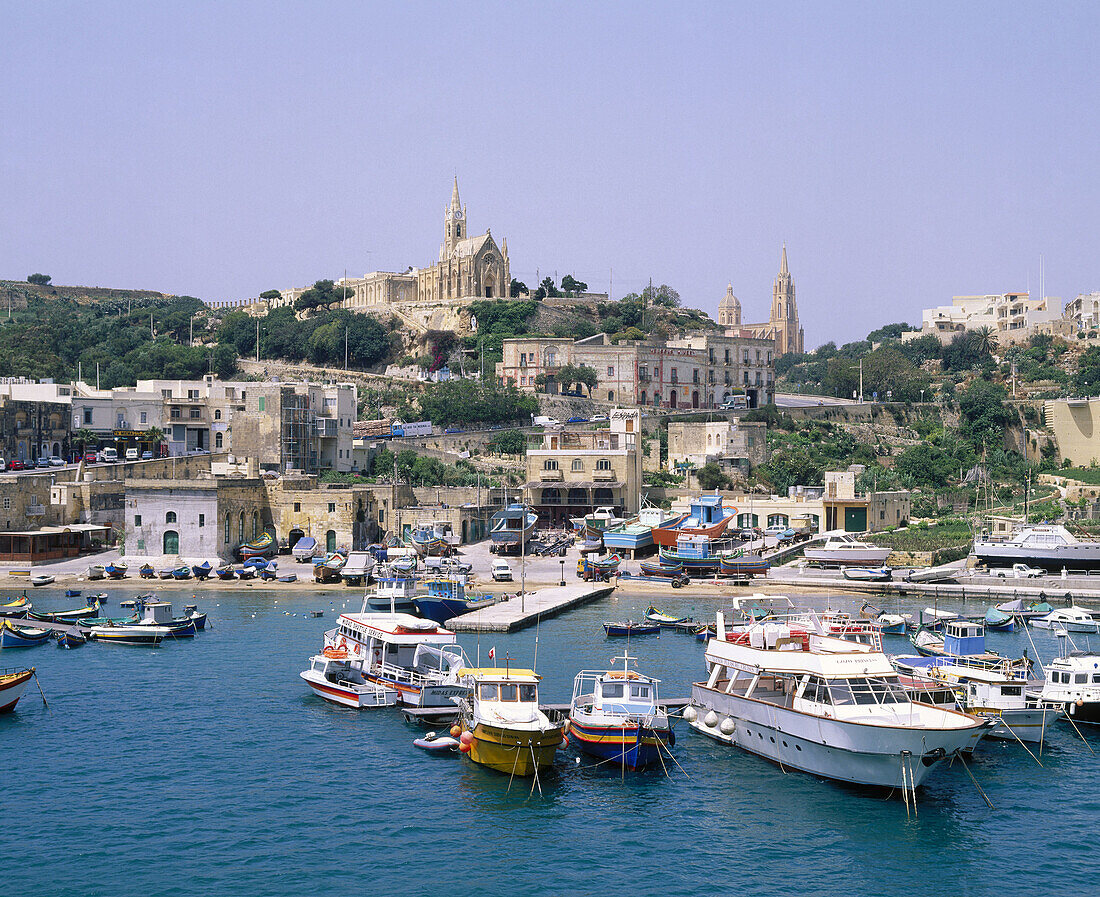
[3,587,1099,897]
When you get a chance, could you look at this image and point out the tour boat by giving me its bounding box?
[687,610,990,790]
[603,621,660,637]
[651,494,734,548]
[458,666,565,777]
[191,561,213,580]
[0,596,31,619]
[927,664,1061,744]
[718,553,770,578]
[105,561,128,579]
[973,524,1100,572]
[292,536,319,563]
[490,504,538,548]
[803,536,892,566]
[323,612,470,709]
[1037,643,1100,725]
[842,566,892,582]
[0,620,53,648]
[1031,606,1100,634]
[568,653,674,769]
[238,531,276,560]
[0,668,35,712]
[300,649,400,709]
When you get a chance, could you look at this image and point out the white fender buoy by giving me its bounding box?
[682,705,698,723]
[719,717,736,736]
[704,710,719,728]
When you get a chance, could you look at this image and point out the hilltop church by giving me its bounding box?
[266,178,512,325]
[718,246,805,355]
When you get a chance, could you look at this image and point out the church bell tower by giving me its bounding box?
[443,176,465,257]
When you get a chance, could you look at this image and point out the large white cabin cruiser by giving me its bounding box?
[688,612,989,790]
[803,535,891,566]
[973,524,1100,572]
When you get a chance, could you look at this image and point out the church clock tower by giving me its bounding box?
[443,175,465,257]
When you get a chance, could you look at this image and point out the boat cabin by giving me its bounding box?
[943,621,986,656]
[465,668,542,721]
[931,665,1027,711]
[688,494,730,527]
[571,669,660,718]
[309,654,368,686]
[332,613,459,673]
[137,599,176,624]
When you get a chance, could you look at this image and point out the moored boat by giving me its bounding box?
[458,666,564,777]
[1038,642,1100,725]
[0,596,31,619]
[366,576,419,614]
[414,577,495,626]
[0,620,53,648]
[29,599,101,624]
[300,648,400,709]
[86,623,167,645]
[644,605,690,626]
[928,664,1061,743]
[984,607,1020,632]
[55,629,87,649]
[568,652,674,769]
[687,611,990,791]
[603,621,660,637]
[0,668,35,712]
[876,613,907,635]
[1031,606,1100,633]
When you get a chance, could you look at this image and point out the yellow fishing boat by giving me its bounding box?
[458,667,564,777]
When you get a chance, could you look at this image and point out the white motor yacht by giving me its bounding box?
[1031,606,1100,634]
[687,611,989,790]
[803,536,891,566]
[1037,645,1100,725]
[300,651,399,709]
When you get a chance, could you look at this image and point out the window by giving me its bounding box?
[171,408,181,419]
[607,391,614,401]
[640,391,647,405]
[543,459,559,471]
[1076,673,1088,684]
[1,498,9,511]
[596,459,611,471]
[198,514,205,528]
[571,459,584,471]
[630,685,650,699]
[607,366,614,377]
[187,389,199,399]
[134,514,142,526]
[215,432,223,449]
[670,367,678,383]
[238,511,245,543]
[602,682,624,699]
[140,411,147,424]
[328,502,336,513]
[252,512,259,540]
[519,684,537,702]
[520,353,528,368]
[693,369,699,384]
[294,502,301,513]
[189,408,201,419]
[259,397,266,412]
[137,539,144,551]
[724,349,730,364]
[224,513,231,543]
[479,683,498,700]
[165,511,177,524]
[214,410,221,421]
[83,408,93,425]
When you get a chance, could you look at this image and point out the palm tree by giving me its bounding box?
[144,426,165,454]
[973,326,997,360]
[73,427,99,456]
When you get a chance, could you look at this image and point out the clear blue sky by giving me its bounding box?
[2,2,1098,347]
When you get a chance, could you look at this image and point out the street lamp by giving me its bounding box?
[920,389,925,404]
[559,557,566,587]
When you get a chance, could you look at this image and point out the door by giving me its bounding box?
[844,507,868,532]
[326,530,337,553]
[163,530,179,554]
[692,390,699,408]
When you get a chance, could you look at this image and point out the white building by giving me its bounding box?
[905,292,1063,345]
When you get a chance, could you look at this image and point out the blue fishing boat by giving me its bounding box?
[414,578,496,625]
[568,652,674,769]
[260,561,279,581]
[191,561,213,580]
[0,596,31,619]
[0,620,53,648]
[984,607,1019,632]
[277,573,297,583]
[659,533,725,572]
[215,565,236,580]
[65,589,81,599]
[105,561,128,580]
[184,605,208,630]
[603,621,660,637]
[170,565,192,580]
[406,523,450,557]
[718,553,770,577]
[603,507,681,554]
[489,504,538,548]
[638,560,683,578]
[651,493,735,548]
[139,564,156,579]
[29,599,101,624]
[55,630,86,648]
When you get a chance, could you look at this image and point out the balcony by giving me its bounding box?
[26,504,45,517]
[593,470,616,481]
[539,468,563,481]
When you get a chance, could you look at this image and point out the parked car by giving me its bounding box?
[100,447,118,463]
[590,415,608,423]
[125,448,139,461]
[9,459,25,471]
[721,395,748,410]
[83,451,98,463]
[491,560,514,582]
[566,416,588,424]
[36,457,50,468]
[0,459,5,473]
[48,456,65,468]
[141,450,153,460]
[425,556,473,575]
[994,563,1045,579]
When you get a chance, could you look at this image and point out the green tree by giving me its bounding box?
[942,330,994,372]
[27,273,51,285]
[259,289,281,300]
[893,443,953,488]
[509,278,528,297]
[1075,346,1100,394]
[295,279,343,312]
[488,429,526,455]
[696,462,731,490]
[560,274,588,295]
[73,428,99,454]
[958,379,1013,446]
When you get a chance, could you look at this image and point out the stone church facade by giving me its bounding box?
[719,246,805,355]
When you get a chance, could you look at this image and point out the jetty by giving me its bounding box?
[448,583,615,632]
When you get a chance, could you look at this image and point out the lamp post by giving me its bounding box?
[560,557,566,587]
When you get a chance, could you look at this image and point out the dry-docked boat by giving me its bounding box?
[489,504,538,549]
[973,524,1100,572]
[457,666,565,777]
[651,494,734,548]
[905,563,962,584]
[686,611,990,790]
[323,612,470,709]
[803,535,892,566]
[603,506,681,554]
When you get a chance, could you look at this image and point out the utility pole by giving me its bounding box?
[859,358,864,404]
[96,362,100,390]
[520,484,527,614]
[344,327,349,371]
[255,319,260,362]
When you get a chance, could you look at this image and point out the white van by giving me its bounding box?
[491,560,514,582]
[125,447,139,462]
[100,447,118,463]
[533,416,561,428]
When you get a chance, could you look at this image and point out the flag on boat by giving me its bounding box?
[488,646,495,660]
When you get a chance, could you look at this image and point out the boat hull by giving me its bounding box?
[974,542,1100,572]
[467,722,563,776]
[690,682,986,789]
[979,706,1062,743]
[567,718,673,769]
[804,548,893,565]
[719,555,770,577]
[0,624,52,648]
[0,669,34,712]
[299,670,397,709]
[651,514,729,548]
[603,623,660,637]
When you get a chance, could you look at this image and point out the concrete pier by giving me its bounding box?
[449,583,615,632]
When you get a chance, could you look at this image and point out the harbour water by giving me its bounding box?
[4,587,1100,896]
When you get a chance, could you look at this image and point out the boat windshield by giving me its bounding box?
[828,677,911,706]
[478,682,538,702]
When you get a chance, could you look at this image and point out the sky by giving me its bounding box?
[2,2,1098,348]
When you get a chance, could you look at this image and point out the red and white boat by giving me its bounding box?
[0,668,34,713]
[300,647,399,709]
[322,612,470,709]
[650,494,735,548]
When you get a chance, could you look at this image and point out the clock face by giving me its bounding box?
[452,208,463,220]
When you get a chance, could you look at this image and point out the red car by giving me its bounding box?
[84,452,98,463]
[9,459,25,470]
